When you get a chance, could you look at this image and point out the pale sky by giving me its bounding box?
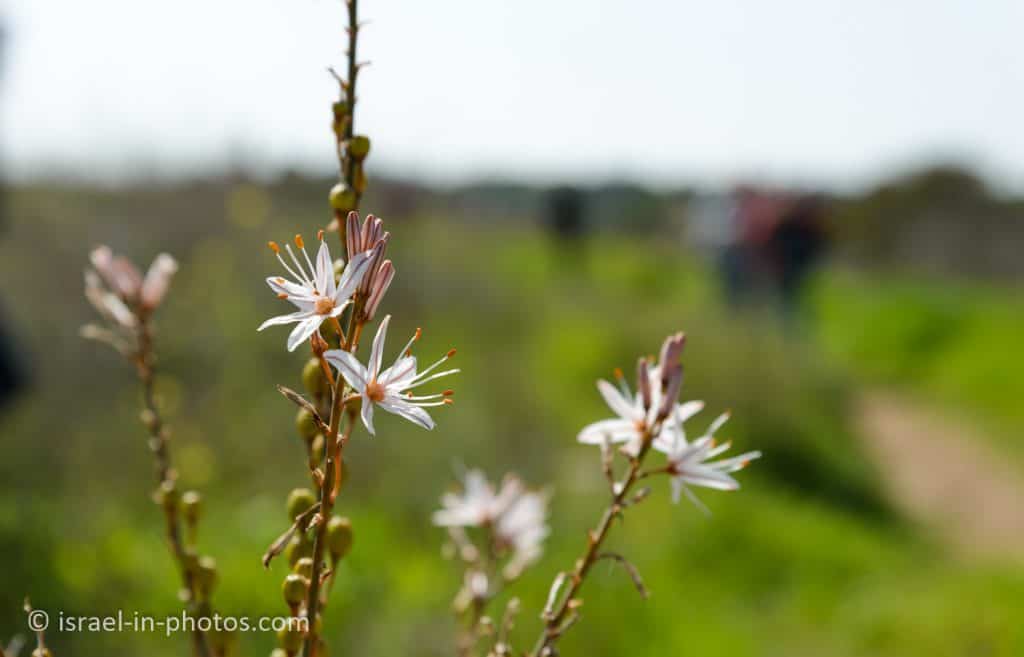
[3,0,1023,190]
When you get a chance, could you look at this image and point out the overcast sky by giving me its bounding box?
[3,0,1023,190]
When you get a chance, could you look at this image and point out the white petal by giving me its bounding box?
[315,240,336,297]
[334,248,373,303]
[368,315,390,378]
[577,418,636,445]
[379,398,436,430]
[286,316,324,352]
[677,466,740,491]
[380,355,418,387]
[711,450,762,473]
[324,349,368,390]
[708,411,731,436]
[258,310,314,331]
[676,400,705,423]
[266,276,316,302]
[597,379,640,421]
[361,396,376,435]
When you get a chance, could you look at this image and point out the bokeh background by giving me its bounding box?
[2,1,1023,656]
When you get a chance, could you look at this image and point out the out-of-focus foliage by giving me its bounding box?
[0,178,1021,656]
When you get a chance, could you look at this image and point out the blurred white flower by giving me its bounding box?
[324,315,457,434]
[258,234,375,352]
[140,253,179,310]
[653,410,761,513]
[433,470,523,528]
[497,488,550,577]
[433,469,550,578]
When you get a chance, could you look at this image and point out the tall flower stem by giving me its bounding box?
[136,318,211,657]
[302,312,362,657]
[528,435,655,657]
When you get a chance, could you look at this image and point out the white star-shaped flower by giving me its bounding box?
[577,365,700,451]
[258,234,376,351]
[496,488,550,576]
[432,470,524,528]
[324,315,458,434]
[653,409,761,513]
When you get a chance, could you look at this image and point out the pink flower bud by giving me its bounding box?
[140,253,178,310]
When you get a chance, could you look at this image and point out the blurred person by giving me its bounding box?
[0,19,28,409]
[544,185,587,270]
[768,194,829,329]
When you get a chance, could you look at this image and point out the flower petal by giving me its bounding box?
[368,315,390,379]
[361,396,376,435]
[286,315,324,352]
[577,418,637,444]
[379,398,436,430]
[334,247,374,303]
[324,349,368,390]
[597,379,640,421]
[258,310,314,331]
[315,240,335,298]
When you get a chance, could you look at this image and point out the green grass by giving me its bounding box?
[1,181,1022,656]
[812,269,1024,455]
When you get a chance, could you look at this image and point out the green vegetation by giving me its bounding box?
[813,269,1024,455]
[1,182,1022,656]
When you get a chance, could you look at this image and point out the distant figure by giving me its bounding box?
[769,195,829,326]
[0,20,27,409]
[545,186,586,244]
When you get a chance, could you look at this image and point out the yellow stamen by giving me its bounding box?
[446,348,457,358]
[613,367,624,380]
[277,293,288,300]
[294,234,304,249]
[317,229,325,241]
[268,241,280,254]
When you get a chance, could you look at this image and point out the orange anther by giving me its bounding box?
[268,241,280,253]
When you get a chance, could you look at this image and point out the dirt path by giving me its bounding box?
[857,390,1024,560]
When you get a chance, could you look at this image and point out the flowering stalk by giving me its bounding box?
[82,248,222,657]
[433,471,550,657]
[528,333,760,657]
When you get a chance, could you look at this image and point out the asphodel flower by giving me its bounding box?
[652,409,761,513]
[345,211,394,321]
[577,333,689,452]
[324,315,457,434]
[258,232,376,352]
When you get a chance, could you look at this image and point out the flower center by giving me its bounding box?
[365,380,386,403]
[313,295,336,315]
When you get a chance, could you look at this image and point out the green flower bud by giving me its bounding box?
[157,480,179,511]
[331,101,348,121]
[326,516,353,560]
[196,556,218,597]
[294,556,315,579]
[336,458,349,493]
[349,135,371,160]
[286,534,314,568]
[278,624,305,652]
[287,488,317,521]
[296,408,318,441]
[182,491,202,524]
[328,182,357,212]
[302,358,328,396]
[309,434,325,469]
[282,573,309,606]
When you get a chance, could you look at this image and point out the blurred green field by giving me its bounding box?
[813,270,1024,456]
[1,181,1022,656]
